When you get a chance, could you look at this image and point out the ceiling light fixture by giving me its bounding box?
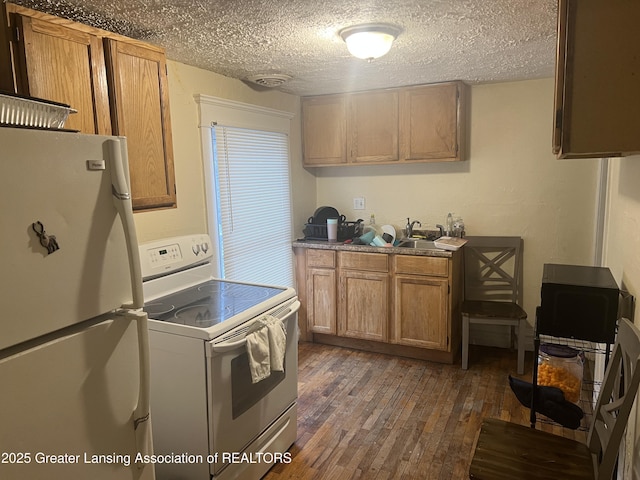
[339,24,401,61]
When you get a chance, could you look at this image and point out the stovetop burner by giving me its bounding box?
[143,279,285,329]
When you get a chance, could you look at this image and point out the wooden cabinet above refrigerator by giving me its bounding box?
[1,3,176,210]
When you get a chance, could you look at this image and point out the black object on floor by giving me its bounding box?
[509,375,584,429]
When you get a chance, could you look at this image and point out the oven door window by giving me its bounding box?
[231,352,285,419]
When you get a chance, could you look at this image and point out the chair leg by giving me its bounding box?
[462,314,470,370]
[517,319,526,375]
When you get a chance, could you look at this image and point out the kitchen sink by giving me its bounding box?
[396,239,438,249]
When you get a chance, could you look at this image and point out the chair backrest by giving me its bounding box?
[588,317,640,479]
[463,236,523,304]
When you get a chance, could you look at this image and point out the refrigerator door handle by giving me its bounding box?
[108,139,144,309]
[121,309,152,464]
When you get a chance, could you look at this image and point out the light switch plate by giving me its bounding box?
[353,197,365,210]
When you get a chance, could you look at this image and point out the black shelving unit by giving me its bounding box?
[530,264,620,429]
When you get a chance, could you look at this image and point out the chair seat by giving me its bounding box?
[462,300,527,320]
[469,418,594,480]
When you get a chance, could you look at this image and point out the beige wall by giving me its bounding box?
[602,155,640,478]
[133,60,316,245]
[313,78,600,329]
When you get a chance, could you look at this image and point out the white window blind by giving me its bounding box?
[212,125,293,287]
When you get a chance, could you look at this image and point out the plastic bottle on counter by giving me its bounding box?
[364,213,381,237]
[446,213,453,236]
[453,217,465,237]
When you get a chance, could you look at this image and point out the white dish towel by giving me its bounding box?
[245,315,286,384]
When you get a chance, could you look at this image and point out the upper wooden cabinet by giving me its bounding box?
[302,81,467,167]
[349,90,399,163]
[553,0,640,159]
[2,4,176,210]
[301,94,347,166]
[400,83,463,162]
[11,14,111,135]
[105,40,176,210]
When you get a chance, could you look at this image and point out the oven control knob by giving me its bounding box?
[192,244,201,255]
[201,242,209,254]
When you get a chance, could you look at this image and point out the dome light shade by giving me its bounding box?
[339,24,401,61]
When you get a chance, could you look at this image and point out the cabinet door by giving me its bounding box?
[349,90,399,163]
[1,6,16,91]
[307,267,337,334]
[393,275,448,350]
[302,95,347,166]
[400,83,462,162]
[553,0,640,158]
[338,270,389,342]
[105,39,176,210]
[11,14,111,135]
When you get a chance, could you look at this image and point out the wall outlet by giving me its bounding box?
[353,197,365,210]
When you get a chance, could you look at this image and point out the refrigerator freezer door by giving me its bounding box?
[0,128,140,350]
[0,315,154,480]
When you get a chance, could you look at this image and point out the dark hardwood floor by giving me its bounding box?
[263,341,587,480]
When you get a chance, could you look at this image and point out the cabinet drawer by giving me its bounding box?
[340,251,388,272]
[395,255,448,277]
[307,249,336,268]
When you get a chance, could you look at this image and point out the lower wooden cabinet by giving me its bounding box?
[305,249,337,335]
[338,268,389,342]
[392,254,450,350]
[293,245,462,363]
[307,267,337,335]
[393,274,448,350]
[337,251,389,342]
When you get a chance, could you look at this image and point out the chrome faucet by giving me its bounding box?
[406,218,422,238]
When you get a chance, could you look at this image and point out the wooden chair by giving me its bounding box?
[469,317,640,480]
[461,236,527,374]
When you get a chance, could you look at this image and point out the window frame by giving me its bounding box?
[196,94,294,281]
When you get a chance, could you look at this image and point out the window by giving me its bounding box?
[196,95,294,287]
[212,126,293,286]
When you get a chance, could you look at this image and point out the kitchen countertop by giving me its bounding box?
[292,240,455,258]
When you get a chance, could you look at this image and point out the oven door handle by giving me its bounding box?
[211,300,300,354]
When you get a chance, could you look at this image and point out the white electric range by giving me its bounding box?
[139,234,299,480]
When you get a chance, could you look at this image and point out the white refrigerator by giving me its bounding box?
[0,127,154,480]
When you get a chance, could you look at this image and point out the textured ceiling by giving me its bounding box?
[10,0,559,96]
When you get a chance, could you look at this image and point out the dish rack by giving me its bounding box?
[303,220,363,241]
[0,92,77,129]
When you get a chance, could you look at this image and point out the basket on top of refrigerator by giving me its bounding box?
[0,92,77,130]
